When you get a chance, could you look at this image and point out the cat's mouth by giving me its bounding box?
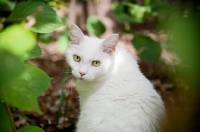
[80,77,90,81]
[80,77,84,80]
[75,76,87,81]
[77,76,93,82]
[72,71,93,81]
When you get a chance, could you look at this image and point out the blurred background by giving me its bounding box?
[0,0,200,131]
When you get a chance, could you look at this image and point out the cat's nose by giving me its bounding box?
[79,72,86,77]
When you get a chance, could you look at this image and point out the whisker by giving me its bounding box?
[52,72,66,85]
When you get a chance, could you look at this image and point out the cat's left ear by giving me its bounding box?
[70,24,84,44]
[102,34,119,55]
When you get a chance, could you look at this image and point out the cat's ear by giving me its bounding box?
[102,34,119,55]
[70,24,84,44]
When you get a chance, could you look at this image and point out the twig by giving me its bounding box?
[5,104,17,132]
[13,111,36,126]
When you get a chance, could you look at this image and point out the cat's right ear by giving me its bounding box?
[70,24,84,44]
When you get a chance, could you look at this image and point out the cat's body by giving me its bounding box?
[66,24,165,132]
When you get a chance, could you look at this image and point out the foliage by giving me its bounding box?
[86,15,106,37]
[111,0,168,24]
[56,29,70,53]
[0,102,12,132]
[110,0,169,62]
[0,0,63,131]
[0,63,51,113]
[18,126,45,132]
[0,24,36,55]
[6,1,63,33]
[132,34,161,62]
[111,2,146,23]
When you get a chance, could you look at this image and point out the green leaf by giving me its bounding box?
[132,34,161,62]
[115,13,136,23]
[111,2,133,23]
[21,44,42,60]
[6,1,63,33]
[111,2,123,15]
[0,63,51,113]
[0,101,12,132]
[56,30,70,53]
[0,0,16,11]
[38,33,52,44]
[0,24,36,55]
[18,126,45,132]
[0,50,25,86]
[129,4,146,23]
[111,2,146,23]
[86,16,105,37]
[144,0,150,5]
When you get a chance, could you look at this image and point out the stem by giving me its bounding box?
[55,68,69,127]
[5,104,17,132]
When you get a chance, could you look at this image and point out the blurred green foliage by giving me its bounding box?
[6,1,63,33]
[0,0,63,131]
[111,0,170,62]
[86,15,106,37]
[0,24,36,55]
[0,63,51,114]
[18,126,45,132]
[111,0,168,24]
[0,102,12,132]
[111,2,146,23]
[0,50,25,86]
[166,12,200,80]
[56,29,70,53]
[132,34,161,62]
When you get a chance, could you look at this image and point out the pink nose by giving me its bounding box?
[79,72,86,77]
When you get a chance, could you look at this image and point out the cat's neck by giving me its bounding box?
[76,74,110,109]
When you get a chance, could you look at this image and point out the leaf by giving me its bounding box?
[56,30,70,53]
[129,4,146,23]
[0,63,51,113]
[132,34,161,62]
[111,2,124,15]
[86,16,105,37]
[0,101,12,132]
[144,0,150,5]
[111,2,146,23]
[0,50,25,86]
[111,2,134,23]
[18,126,45,132]
[38,33,52,44]
[21,44,42,60]
[0,0,16,11]
[0,24,36,55]
[6,1,63,33]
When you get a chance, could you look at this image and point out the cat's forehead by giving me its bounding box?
[71,36,106,61]
[83,36,104,47]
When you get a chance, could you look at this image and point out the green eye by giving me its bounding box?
[92,60,101,67]
[73,55,81,62]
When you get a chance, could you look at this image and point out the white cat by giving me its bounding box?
[66,24,166,132]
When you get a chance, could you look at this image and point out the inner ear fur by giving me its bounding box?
[102,34,119,55]
[70,24,84,44]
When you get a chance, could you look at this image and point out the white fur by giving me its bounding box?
[66,24,165,132]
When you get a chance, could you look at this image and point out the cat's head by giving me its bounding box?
[66,24,118,82]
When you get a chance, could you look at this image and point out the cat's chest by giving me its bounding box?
[76,79,105,108]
